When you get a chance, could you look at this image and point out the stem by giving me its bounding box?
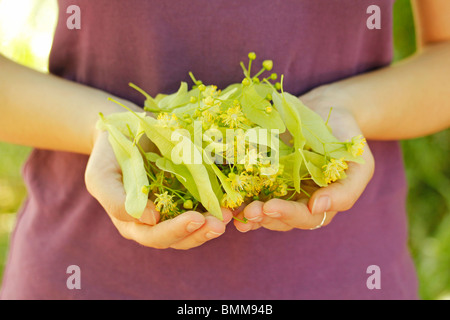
[252,67,265,80]
[325,107,333,126]
[240,62,251,79]
[163,186,188,201]
[188,71,201,85]
[108,98,142,120]
[233,216,248,224]
[129,82,152,100]
[262,78,277,93]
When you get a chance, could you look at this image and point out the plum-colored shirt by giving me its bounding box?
[1,0,418,299]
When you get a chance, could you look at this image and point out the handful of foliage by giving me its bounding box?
[97,53,366,221]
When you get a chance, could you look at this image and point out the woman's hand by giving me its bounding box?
[233,86,375,232]
[85,105,233,249]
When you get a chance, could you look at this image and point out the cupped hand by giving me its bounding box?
[233,87,375,232]
[85,104,233,249]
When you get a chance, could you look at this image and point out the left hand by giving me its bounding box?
[232,86,375,232]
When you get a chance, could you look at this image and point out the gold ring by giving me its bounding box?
[309,211,327,230]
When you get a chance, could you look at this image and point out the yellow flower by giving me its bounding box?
[220,105,246,128]
[322,158,348,184]
[260,174,277,188]
[347,135,366,157]
[226,172,250,192]
[154,191,177,214]
[157,113,180,128]
[202,85,218,98]
[273,183,288,197]
[221,192,244,209]
[244,175,263,197]
[203,95,215,106]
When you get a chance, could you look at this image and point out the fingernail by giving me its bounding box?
[205,231,223,239]
[247,216,263,222]
[264,211,281,218]
[237,225,251,233]
[312,196,331,215]
[186,221,204,233]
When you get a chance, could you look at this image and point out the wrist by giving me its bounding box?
[299,83,372,137]
[88,95,140,154]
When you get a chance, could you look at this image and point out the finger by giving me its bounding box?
[233,201,263,232]
[220,208,235,225]
[170,213,229,250]
[308,148,375,215]
[116,211,206,249]
[262,198,328,230]
[138,200,160,225]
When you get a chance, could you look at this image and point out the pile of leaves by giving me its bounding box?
[97,53,365,221]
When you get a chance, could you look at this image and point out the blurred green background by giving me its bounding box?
[0,0,449,299]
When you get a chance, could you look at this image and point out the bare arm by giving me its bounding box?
[0,55,231,249]
[0,54,127,154]
[305,0,450,141]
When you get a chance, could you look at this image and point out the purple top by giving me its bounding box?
[1,0,418,299]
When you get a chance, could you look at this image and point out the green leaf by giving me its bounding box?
[145,152,162,163]
[158,82,191,111]
[328,147,366,164]
[97,111,147,138]
[272,90,305,192]
[98,116,149,219]
[206,158,242,206]
[139,115,223,220]
[301,150,328,187]
[155,157,201,201]
[283,92,341,154]
[240,85,286,132]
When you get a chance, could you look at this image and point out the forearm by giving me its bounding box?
[0,54,125,154]
[312,41,450,140]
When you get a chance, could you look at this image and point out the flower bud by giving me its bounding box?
[248,52,256,60]
[141,185,150,195]
[242,78,250,86]
[262,60,273,71]
[183,199,194,210]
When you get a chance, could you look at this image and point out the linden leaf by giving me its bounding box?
[140,116,223,220]
[155,157,201,201]
[283,92,342,154]
[300,150,328,187]
[158,82,191,111]
[272,90,305,193]
[97,117,149,219]
[240,85,286,132]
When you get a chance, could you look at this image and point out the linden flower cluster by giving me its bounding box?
[192,85,251,131]
[100,52,366,222]
[221,163,290,209]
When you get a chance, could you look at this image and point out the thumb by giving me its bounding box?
[308,150,375,215]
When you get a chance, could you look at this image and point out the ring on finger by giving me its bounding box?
[309,211,327,230]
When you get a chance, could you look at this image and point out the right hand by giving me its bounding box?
[85,109,233,250]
